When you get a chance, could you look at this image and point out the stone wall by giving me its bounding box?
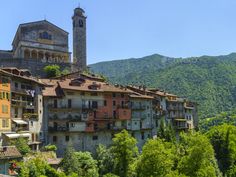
[0,58,73,77]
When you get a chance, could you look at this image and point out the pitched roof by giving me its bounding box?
[0,69,44,86]
[12,20,68,45]
[0,146,22,159]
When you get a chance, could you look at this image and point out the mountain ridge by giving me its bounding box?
[89,52,236,118]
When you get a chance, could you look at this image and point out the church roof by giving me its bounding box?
[12,20,68,45]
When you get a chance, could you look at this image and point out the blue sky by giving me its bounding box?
[1,0,236,64]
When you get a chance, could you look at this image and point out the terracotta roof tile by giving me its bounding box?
[0,146,22,159]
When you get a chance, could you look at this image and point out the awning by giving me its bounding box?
[174,119,187,122]
[12,119,28,125]
[3,133,31,139]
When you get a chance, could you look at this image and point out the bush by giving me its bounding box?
[44,144,57,151]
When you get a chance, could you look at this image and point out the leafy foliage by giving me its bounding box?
[61,145,99,177]
[12,137,30,155]
[43,65,61,78]
[207,124,236,175]
[136,138,177,177]
[111,130,138,177]
[18,157,66,177]
[96,144,114,176]
[43,144,57,151]
[177,132,221,177]
[90,53,236,118]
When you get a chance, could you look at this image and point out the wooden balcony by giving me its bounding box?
[23,113,38,120]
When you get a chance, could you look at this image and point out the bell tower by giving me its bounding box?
[72,7,87,71]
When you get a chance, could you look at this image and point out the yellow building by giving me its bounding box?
[0,71,11,133]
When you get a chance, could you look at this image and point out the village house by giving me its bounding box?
[0,68,44,150]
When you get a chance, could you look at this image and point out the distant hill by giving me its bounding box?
[90,53,236,118]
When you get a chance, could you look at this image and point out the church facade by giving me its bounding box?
[0,7,87,75]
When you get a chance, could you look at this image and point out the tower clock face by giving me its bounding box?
[79,19,83,27]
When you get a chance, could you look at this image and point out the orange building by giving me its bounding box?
[0,71,11,133]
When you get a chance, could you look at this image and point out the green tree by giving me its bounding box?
[207,124,236,175]
[75,151,99,177]
[12,137,30,155]
[61,67,71,75]
[43,64,61,78]
[111,130,138,177]
[18,157,65,177]
[177,132,221,177]
[157,119,176,142]
[43,144,57,151]
[96,144,114,176]
[61,145,79,175]
[136,138,177,177]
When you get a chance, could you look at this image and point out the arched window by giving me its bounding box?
[39,31,52,40]
[31,50,37,59]
[38,51,44,59]
[24,49,30,59]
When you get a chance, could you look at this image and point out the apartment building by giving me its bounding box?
[0,68,44,150]
[0,71,11,137]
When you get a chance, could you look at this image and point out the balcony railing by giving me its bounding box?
[131,105,146,110]
[48,126,69,132]
[23,113,38,120]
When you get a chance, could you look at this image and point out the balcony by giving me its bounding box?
[174,119,188,130]
[12,88,34,95]
[167,105,183,111]
[131,105,146,110]
[48,105,79,112]
[184,103,194,110]
[48,126,69,132]
[23,113,38,120]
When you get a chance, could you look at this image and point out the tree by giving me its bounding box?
[75,151,99,177]
[111,130,138,177]
[43,144,57,151]
[207,124,236,175]
[18,157,66,177]
[136,138,177,177]
[61,67,71,75]
[61,145,79,175]
[177,132,222,177]
[12,137,30,155]
[96,144,114,176]
[157,119,176,142]
[43,65,61,78]
[61,145,99,177]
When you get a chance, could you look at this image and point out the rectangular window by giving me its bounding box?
[15,82,18,88]
[141,132,145,140]
[121,93,124,98]
[2,77,9,86]
[92,101,98,109]
[104,100,107,106]
[6,92,9,100]
[53,136,57,142]
[113,110,116,118]
[53,100,57,108]
[113,101,116,106]
[2,105,8,114]
[2,119,6,128]
[68,99,72,108]
[65,135,69,142]
[112,93,116,98]
[92,135,98,140]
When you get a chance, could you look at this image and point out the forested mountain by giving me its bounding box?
[90,53,236,118]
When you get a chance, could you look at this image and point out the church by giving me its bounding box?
[0,7,87,76]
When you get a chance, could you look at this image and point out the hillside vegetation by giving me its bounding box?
[90,53,236,118]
